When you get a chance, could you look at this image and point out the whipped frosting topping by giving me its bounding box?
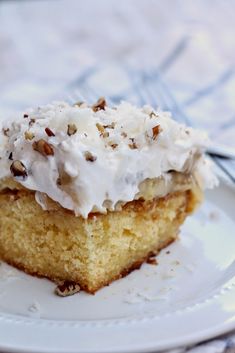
[0,100,218,217]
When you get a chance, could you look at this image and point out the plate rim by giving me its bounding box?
[0,177,235,353]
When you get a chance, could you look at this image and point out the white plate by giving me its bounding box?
[0,179,235,353]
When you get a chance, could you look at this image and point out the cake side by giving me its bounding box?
[0,186,202,293]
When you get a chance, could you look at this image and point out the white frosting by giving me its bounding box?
[0,101,218,217]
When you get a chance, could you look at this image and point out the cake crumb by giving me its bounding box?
[171,260,180,266]
[146,257,158,265]
[184,263,196,273]
[28,301,41,318]
[209,210,220,221]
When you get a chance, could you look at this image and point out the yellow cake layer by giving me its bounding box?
[0,186,202,293]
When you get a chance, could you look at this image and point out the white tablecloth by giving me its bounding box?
[0,1,235,352]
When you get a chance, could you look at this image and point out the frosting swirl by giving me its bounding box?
[0,101,218,217]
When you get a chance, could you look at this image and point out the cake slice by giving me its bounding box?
[0,99,217,294]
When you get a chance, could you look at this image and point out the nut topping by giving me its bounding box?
[110,143,118,149]
[128,138,138,149]
[96,123,105,134]
[152,125,161,140]
[33,139,54,156]
[29,118,36,127]
[8,152,13,160]
[45,127,55,137]
[55,281,80,297]
[92,97,106,112]
[84,151,97,162]
[23,113,29,118]
[150,111,158,118]
[67,124,77,136]
[10,160,28,179]
[96,123,109,138]
[103,122,115,129]
[146,257,158,265]
[73,101,84,107]
[24,131,35,140]
[2,128,9,137]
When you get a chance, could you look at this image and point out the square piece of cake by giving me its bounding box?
[0,99,217,293]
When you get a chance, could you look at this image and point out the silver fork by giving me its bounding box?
[139,71,235,183]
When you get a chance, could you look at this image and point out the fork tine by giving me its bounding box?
[213,157,235,183]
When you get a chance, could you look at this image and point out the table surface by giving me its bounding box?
[0,1,235,352]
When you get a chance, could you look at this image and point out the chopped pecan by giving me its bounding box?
[8,152,13,160]
[96,123,105,134]
[67,124,77,136]
[110,143,118,149]
[150,111,158,118]
[10,160,28,179]
[121,131,127,138]
[96,123,109,138]
[45,127,55,137]
[84,151,97,162]
[146,257,158,265]
[55,281,80,297]
[152,125,161,140]
[128,138,138,149]
[103,122,115,129]
[33,139,54,156]
[92,97,106,112]
[2,128,9,136]
[24,131,35,140]
[29,118,36,127]
[23,113,29,118]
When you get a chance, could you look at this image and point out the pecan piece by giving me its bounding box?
[10,160,28,179]
[150,111,158,118]
[110,143,118,149]
[2,128,9,137]
[128,138,138,149]
[33,139,54,156]
[67,124,77,136]
[24,131,35,140]
[73,101,84,107]
[146,257,158,265]
[29,118,36,127]
[84,151,97,162]
[152,125,161,140]
[103,122,115,129]
[55,281,80,297]
[92,97,106,112]
[45,127,55,137]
